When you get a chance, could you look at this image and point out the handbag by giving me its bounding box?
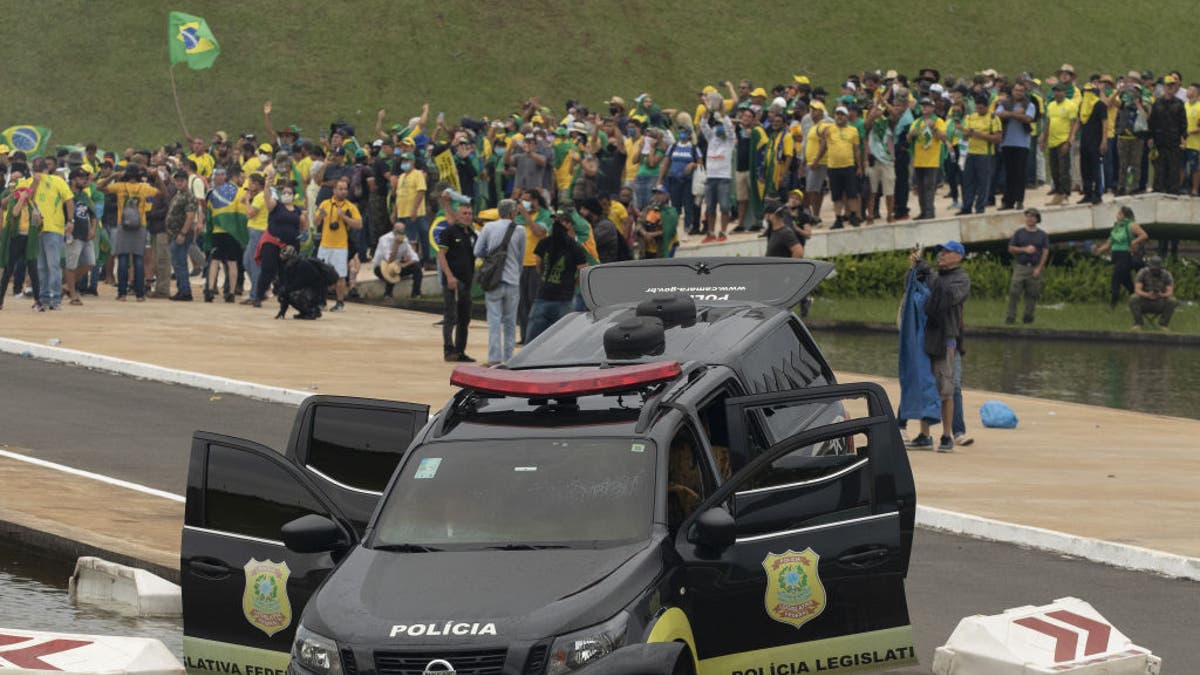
[475,220,518,291]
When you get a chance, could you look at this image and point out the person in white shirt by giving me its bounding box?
[700,103,735,242]
[472,199,526,366]
[372,223,422,298]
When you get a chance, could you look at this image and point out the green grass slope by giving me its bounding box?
[5,1,1200,149]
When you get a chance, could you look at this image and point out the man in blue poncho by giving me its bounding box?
[900,241,971,452]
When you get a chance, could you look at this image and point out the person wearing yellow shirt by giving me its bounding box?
[239,172,272,304]
[187,137,215,179]
[814,106,863,228]
[97,164,164,302]
[1042,84,1080,205]
[603,194,629,238]
[314,176,362,311]
[1186,82,1200,196]
[18,159,74,309]
[959,95,1003,215]
[623,119,645,187]
[804,102,834,223]
[907,98,948,220]
[0,164,41,309]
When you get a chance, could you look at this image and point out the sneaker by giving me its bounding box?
[330,301,345,312]
[950,201,961,210]
[13,292,25,300]
[906,434,933,449]
[169,293,194,302]
[455,353,477,363]
[701,235,717,243]
[444,352,460,362]
[956,209,972,216]
[936,435,955,452]
[718,233,727,241]
[954,433,974,447]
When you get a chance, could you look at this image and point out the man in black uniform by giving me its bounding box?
[437,200,477,362]
[274,245,339,320]
[764,202,802,258]
[1149,75,1188,194]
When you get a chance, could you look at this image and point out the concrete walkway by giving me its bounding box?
[675,191,1200,258]
[0,293,1196,572]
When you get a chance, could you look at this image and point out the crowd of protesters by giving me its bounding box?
[2,64,1197,359]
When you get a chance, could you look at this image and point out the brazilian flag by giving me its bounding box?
[168,11,221,70]
[1,125,52,156]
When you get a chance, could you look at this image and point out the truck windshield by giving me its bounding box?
[370,437,656,549]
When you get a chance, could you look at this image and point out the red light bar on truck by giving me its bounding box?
[450,362,682,397]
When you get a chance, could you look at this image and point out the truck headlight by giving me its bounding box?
[546,613,628,675]
[292,625,344,675]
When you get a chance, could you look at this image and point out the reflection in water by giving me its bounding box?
[813,330,1200,420]
[0,541,182,657]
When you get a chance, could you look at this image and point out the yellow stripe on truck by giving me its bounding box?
[646,606,701,673]
[183,636,289,675]
[697,626,916,675]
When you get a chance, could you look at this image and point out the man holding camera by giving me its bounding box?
[313,176,362,312]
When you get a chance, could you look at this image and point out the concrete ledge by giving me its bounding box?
[916,505,1200,581]
[69,557,181,617]
[0,518,179,584]
[675,193,1196,257]
[803,319,1200,345]
[0,338,310,406]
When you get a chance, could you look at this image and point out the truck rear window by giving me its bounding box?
[371,438,656,549]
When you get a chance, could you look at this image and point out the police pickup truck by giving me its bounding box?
[181,258,918,675]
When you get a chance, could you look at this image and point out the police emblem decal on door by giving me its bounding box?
[242,559,293,637]
[762,549,826,629]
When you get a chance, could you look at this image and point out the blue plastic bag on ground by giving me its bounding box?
[980,400,1019,429]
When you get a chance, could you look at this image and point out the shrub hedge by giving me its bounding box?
[820,250,1200,302]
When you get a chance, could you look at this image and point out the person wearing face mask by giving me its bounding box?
[0,164,41,310]
[606,96,629,135]
[658,126,700,235]
[253,181,308,305]
[242,142,273,178]
[701,106,735,242]
[392,152,428,262]
[314,146,348,206]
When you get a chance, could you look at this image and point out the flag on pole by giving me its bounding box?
[168,11,220,70]
[0,125,52,155]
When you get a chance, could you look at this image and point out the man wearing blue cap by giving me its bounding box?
[908,240,971,451]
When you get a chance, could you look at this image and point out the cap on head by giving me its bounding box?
[835,106,849,116]
[1146,255,1163,269]
[1164,75,1179,85]
[1024,207,1041,223]
[750,87,767,98]
[1058,63,1075,75]
[257,143,273,153]
[941,240,966,257]
[653,184,670,194]
[793,75,810,85]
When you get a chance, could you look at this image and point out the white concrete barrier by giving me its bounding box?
[68,557,181,617]
[932,596,1161,674]
[0,627,182,674]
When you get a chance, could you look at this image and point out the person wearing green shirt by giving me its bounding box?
[1091,206,1149,308]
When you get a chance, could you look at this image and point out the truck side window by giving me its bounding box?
[666,425,714,533]
[696,389,735,481]
[205,444,329,542]
[306,406,415,492]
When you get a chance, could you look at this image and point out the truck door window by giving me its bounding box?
[306,405,417,493]
[666,425,714,532]
[205,443,329,542]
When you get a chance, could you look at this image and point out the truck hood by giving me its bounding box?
[305,541,660,645]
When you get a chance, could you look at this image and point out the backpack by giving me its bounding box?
[120,192,143,231]
[475,221,518,291]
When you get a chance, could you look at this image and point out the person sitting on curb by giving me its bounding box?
[372,221,422,299]
[1130,256,1178,331]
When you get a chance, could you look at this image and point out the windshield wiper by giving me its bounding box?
[373,543,443,553]
[484,544,570,550]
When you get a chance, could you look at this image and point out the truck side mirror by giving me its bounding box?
[692,507,736,553]
[282,514,347,554]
